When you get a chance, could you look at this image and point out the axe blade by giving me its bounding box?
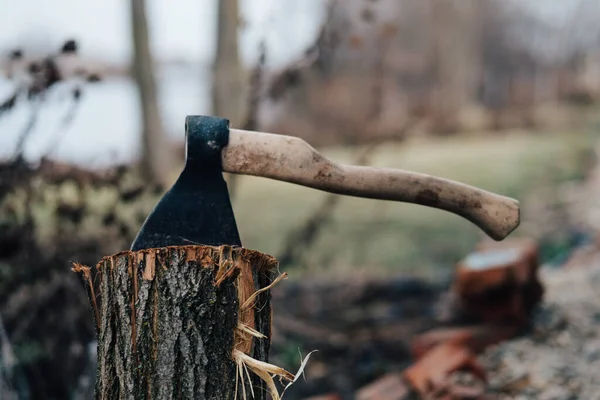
[131,115,241,251]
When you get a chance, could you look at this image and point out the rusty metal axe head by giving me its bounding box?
[132,115,521,251]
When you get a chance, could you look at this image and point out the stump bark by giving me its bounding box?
[74,245,284,400]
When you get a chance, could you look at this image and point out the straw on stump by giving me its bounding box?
[74,245,290,400]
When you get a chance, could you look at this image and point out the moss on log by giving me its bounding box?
[75,245,282,400]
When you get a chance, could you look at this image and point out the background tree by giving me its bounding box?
[131,0,174,187]
[212,0,244,198]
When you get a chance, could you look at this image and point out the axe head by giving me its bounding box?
[131,115,241,251]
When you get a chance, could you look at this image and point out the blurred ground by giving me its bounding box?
[474,142,600,399]
[269,247,600,399]
[266,146,600,398]
[481,251,600,399]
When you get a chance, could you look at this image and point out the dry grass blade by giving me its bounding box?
[281,350,319,397]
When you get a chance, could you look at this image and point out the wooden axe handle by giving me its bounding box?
[223,129,520,240]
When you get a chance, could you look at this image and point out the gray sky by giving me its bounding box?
[0,0,584,69]
[0,0,325,67]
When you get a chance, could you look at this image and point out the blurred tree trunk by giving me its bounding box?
[212,0,244,199]
[429,0,483,134]
[131,0,173,187]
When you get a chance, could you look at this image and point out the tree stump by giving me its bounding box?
[74,245,290,400]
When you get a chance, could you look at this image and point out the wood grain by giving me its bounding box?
[223,129,520,240]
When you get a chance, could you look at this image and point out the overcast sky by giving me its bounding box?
[0,0,582,69]
[0,0,324,68]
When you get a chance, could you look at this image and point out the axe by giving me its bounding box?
[131,115,520,251]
